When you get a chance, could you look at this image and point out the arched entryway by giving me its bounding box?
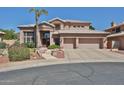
[40,31,50,47]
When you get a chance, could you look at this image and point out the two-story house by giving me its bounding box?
[105,22,124,50]
[18,18,109,49]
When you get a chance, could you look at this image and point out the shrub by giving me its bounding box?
[48,44,60,49]
[8,46,30,61]
[0,42,6,49]
[25,42,35,48]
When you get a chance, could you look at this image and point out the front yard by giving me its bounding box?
[0,42,64,63]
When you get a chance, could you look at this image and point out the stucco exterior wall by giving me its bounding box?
[107,36,124,50]
[119,37,124,50]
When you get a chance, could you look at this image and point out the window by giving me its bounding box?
[73,26,76,28]
[55,24,61,30]
[24,32,34,43]
[116,27,121,33]
[43,32,50,39]
[27,38,30,42]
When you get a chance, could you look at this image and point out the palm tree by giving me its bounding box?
[29,8,48,48]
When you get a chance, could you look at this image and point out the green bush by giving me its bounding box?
[48,44,60,49]
[8,46,30,61]
[25,42,35,48]
[0,42,6,49]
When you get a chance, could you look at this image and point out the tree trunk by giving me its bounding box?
[35,14,42,48]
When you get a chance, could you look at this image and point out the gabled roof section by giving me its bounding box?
[48,17,65,23]
[18,24,35,28]
[49,17,91,24]
[39,21,55,27]
[18,21,55,28]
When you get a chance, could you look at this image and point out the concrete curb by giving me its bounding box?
[0,59,124,73]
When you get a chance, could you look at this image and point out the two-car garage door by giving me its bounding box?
[63,38,101,49]
[78,38,100,49]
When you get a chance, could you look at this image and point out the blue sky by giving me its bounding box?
[0,7,124,32]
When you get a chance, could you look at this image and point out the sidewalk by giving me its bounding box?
[0,59,69,72]
[0,57,124,73]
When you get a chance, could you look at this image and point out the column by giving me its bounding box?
[76,38,79,49]
[60,37,64,48]
[100,38,104,49]
[20,30,24,44]
[50,32,54,45]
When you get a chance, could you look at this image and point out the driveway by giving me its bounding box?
[0,63,124,85]
[64,49,124,61]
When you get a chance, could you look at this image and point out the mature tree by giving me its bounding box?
[29,8,48,48]
[89,25,95,30]
[0,29,17,40]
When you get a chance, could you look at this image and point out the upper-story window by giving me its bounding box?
[116,27,121,33]
[55,24,61,30]
[111,29,116,34]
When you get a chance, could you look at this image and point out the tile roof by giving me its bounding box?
[0,31,5,35]
[18,21,55,28]
[54,28,109,34]
[18,24,35,28]
[105,23,124,31]
[107,32,124,38]
[48,17,91,23]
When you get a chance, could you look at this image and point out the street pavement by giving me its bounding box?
[0,63,124,85]
[0,49,124,84]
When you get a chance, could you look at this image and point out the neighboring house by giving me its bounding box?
[18,17,109,49]
[0,31,5,42]
[105,22,124,50]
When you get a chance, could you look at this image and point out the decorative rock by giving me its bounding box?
[0,56,9,63]
[52,49,64,58]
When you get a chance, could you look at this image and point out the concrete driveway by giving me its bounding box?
[64,49,124,62]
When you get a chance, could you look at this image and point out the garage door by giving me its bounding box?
[63,38,75,49]
[78,38,100,49]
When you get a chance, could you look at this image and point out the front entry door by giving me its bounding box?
[42,32,50,47]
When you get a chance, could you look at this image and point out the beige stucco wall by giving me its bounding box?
[119,37,124,50]
[107,36,124,50]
